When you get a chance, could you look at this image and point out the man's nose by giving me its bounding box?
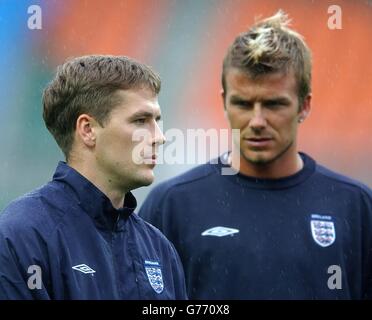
[249,104,267,131]
[152,121,166,146]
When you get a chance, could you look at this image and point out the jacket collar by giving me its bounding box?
[52,161,137,231]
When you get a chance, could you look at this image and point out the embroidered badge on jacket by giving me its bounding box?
[310,214,336,247]
[144,260,164,294]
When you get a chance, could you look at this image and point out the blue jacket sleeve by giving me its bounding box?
[0,201,52,300]
[0,232,51,300]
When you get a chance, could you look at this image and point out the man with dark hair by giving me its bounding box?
[140,11,372,299]
[0,55,187,300]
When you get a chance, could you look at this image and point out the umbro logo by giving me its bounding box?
[201,226,240,237]
[72,264,96,274]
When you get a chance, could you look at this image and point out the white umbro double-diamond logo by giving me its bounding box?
[72,264,96,274]
[201,226,240,237]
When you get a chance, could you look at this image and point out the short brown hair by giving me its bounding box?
[42,55,161,159]
[222,10,312,106]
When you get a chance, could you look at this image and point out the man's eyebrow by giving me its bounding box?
[264,97,291,103]
[229,95,291,103]
[128,111,162,120]
[229,95,250,103]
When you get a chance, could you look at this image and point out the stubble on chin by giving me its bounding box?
[241,140,294,166]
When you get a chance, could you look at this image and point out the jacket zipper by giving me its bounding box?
[111,213,121,297]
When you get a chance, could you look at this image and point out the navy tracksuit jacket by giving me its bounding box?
[0,162,187,300]
[140,153,372,299]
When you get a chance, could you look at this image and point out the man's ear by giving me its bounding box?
[298,94,312,123]
[221,89,229,121]
[75,114,98,147]
[221,89,226,110]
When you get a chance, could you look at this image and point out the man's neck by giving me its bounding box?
[230,148,303,179]
[67,160,126,209]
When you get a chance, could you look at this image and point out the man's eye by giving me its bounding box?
[134,118,146,125]
[231,100,251,108]
[266,102,279,108]
[265,101,286,108]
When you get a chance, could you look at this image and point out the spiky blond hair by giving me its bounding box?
[222,10,312,106]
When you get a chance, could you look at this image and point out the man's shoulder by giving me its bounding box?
[149,162,217,197]
[315,163,371,195]
[0,182,69,237]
